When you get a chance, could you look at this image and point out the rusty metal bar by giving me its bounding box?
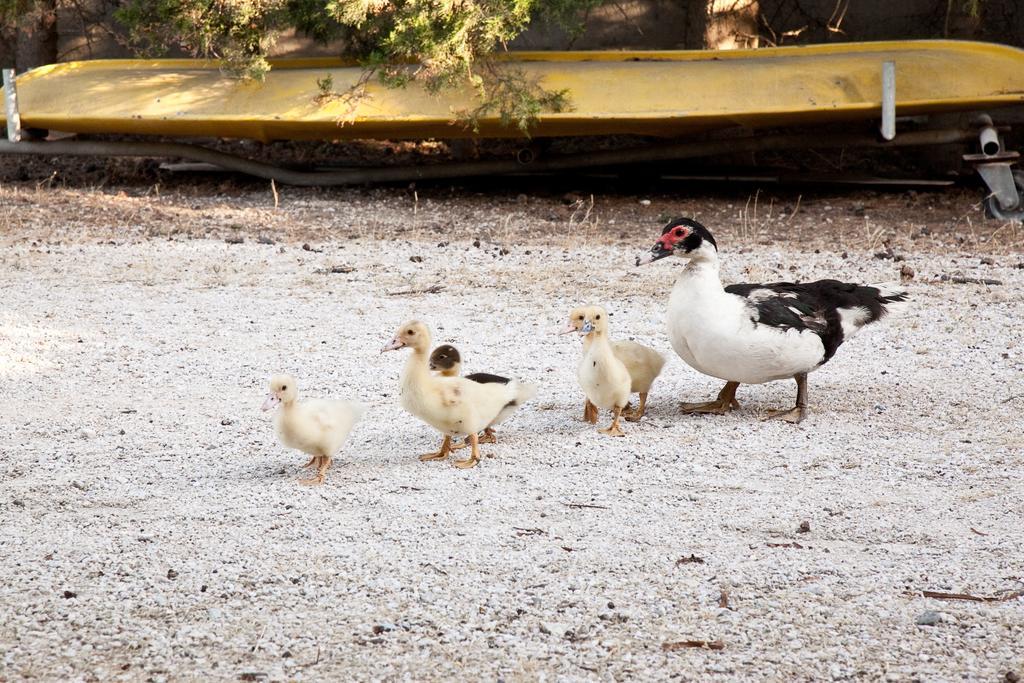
[0,128,978,186]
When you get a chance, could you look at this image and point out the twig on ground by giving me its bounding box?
[385,285,444,296]
[937,274,1003,285]
[718,590,730,609]
[251,623,268,652]
[662,639,725,651]
[420,562,448,576]
[513,527,546,537]
[270,179,279,209]
[1001,395,1022,404]
[970,527,989,536]
[908,589,1024,602]
[676,554,705,566]
[766,542,805,549]
[561,502,609,510]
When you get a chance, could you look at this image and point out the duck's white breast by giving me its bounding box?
[668,281,825,384]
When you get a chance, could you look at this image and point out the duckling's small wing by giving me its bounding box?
[465,372,510,385]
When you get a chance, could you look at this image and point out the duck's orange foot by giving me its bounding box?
[419,436,452,461]
[680,382,740,416]
[418,451,449,461]
[764,406,806,424]
[678,398,739,415]
[598,424,625,437]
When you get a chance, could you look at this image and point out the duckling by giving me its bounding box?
[561,306,665,423]
[428,343,520,446]
[567,306,632,436]
[382,321,536,468]
[261,374,367,485]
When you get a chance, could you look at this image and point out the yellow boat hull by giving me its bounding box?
[4,40,1024,141]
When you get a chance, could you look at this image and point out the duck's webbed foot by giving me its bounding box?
[679,382,741,415]
[765,406,806,423]
[419,435,452,462]
[454,433,481,469]
[598,406,626,437]
[299,456,330,485]
[452,427,496,450]
[583,399,599,424]
[764,373,807,424]
[623,392,649,422]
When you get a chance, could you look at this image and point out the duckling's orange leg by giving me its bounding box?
[299,455,330,485]
[300,455,317,469]
[451,427,495,450]
[419,435,452,462]
[623,392,649,422]
[454,433,481,469]
[679,381,741,415]
[764,372,808,424]
[598,406,626,437]
[583,399,599,424]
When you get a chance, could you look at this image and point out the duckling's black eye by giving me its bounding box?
[407,329,415,335]
[282,385,287,390]
[577,315,584,320]
[596,314,601,320]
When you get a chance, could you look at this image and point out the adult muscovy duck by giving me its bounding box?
[636,217,909,423]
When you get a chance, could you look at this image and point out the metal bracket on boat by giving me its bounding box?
[2,68,22,143]
[963,114,1024,220]
[880,61,896,141]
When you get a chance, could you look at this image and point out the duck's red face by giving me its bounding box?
[636,217,716,265]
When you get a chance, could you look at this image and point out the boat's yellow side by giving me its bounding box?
[3,40,1024,141]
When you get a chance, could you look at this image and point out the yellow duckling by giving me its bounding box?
[428,344,521,446]
[261,374,368,485]
[382,321,536,468]
[561,305,665,429]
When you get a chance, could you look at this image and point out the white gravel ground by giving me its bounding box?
[1,231,1023,681]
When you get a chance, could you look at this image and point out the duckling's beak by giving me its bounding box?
[556,322,578,335]
[380,337,405,353]
[580,319,595,335]
[636,240,673,266]
[261,394,281,412]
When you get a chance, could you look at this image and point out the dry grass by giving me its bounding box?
[0,181,1022,259]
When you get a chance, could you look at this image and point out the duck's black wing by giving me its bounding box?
[725,279,908,364]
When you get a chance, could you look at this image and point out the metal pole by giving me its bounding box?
[0,128,979,186]
[2,69,22,143]
[880,61,896,141]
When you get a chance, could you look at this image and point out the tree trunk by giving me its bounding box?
[16,0,59,71]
